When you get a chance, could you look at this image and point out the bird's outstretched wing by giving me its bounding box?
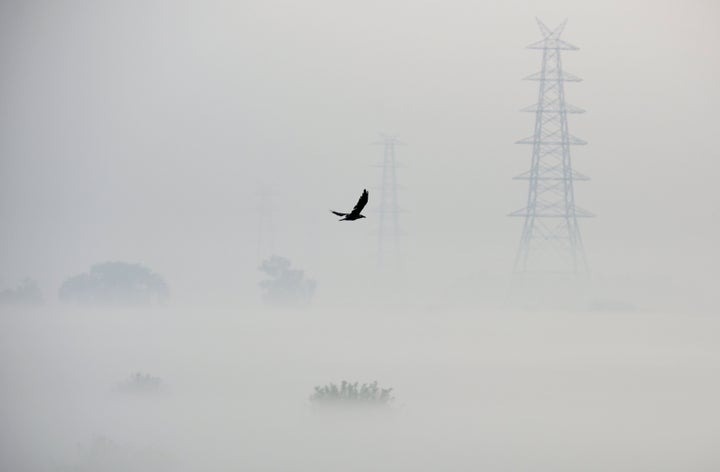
[331,211,347,216]
[350,189,369,216]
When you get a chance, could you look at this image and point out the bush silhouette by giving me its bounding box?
[117,372,163,394]
[310,380,394,407]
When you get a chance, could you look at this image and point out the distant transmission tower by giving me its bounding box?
[510,19,592,275]
[256,186,275,260]
[374,134,404,268]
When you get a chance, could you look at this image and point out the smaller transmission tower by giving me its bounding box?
[510,19,592,276]
[373,134,404,268]
[255,186,276,260]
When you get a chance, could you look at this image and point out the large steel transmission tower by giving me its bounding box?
[374,134,404,268]
[510,19,592,276]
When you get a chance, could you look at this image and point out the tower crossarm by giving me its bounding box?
[524,70,582,82]
[516,135,587,145]
[522,103,585,113]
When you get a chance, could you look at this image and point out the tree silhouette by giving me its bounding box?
[59,262,168,306]
[0,278,42,305]
[258,255,315,307]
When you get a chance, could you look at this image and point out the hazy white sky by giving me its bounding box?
[1,0,718,306]
[2,4,720,470]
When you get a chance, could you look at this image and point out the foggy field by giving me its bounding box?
[2,306,718,471]
[2,0,720,470]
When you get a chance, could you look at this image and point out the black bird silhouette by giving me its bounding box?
[331,189,369,221]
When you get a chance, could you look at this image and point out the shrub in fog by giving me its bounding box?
[258,255,315,307]
[310,380,394,407]
[59,261,168,306]
[0,278,42,305]
[117,372,163,394]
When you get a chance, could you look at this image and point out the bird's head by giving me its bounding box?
[360,215,366,219]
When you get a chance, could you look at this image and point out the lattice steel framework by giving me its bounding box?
[374,134,403,268]
[255,186,275,260]
[510,19,592,275]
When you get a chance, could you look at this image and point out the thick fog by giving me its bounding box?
[2,0,719,470]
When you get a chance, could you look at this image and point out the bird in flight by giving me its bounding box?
[331,189,369,221]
